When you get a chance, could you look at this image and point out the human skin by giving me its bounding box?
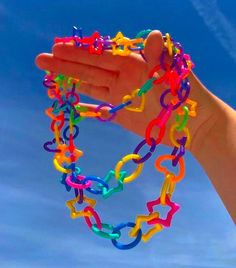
[35,30,236,224]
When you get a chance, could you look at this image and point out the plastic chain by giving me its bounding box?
[42,27,197,250]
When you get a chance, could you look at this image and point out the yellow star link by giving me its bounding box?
[112,31,123,41]
[66,194,96,219]
[129,212,163,242]
[111,31,131,56]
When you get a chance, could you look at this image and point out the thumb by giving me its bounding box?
[144,30,164,68]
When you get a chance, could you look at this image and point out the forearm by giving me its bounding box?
[189,73,236,224]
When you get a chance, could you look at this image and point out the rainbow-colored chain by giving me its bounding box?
[42,27,197,250]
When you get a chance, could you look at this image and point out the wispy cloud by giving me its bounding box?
[191,0,236,62]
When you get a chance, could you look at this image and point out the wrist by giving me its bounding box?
[186,72,223,156]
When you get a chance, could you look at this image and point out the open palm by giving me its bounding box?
[35,30,205,149]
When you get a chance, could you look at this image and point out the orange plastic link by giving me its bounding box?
[155,154,185,183]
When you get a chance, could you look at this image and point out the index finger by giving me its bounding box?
[52,43,137,72]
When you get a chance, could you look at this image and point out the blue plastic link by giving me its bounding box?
[83,176,109,195]
[111,222,142,250]
[109,100,132,114]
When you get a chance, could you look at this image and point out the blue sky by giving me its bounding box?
[0,0,235,267]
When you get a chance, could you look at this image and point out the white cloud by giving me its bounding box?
[191,0,236,62]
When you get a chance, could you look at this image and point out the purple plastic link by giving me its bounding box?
[160,49,168,70]
[75,188,84,204]
[95,103,117,122]
[43,78,56,89]
[171,137,187,166]
[140,50,147,62]
[43,137,64,153]
[133,138,156,164]
[160,83,190,110]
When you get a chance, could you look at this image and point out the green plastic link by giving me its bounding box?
[138,77,156,96]
[135,29,152,49]
[74,105,88,112]
[175,106,189,131]
[136,29,152,38]
[101,170,126,199]
[68,77,81,88]
[92,223,121,239]
[55,74,66,86]
[52,100,67,113]
[70,109,85,124]
[173,46,178,54]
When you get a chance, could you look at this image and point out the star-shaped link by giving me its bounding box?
[101,170,126,199]
[111,31,131,56]
[146,195,180,227]
[129,212,163,242]
[66,194,96,219]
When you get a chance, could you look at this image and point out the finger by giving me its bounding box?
[53,42,130,72]
[35,53,118,88]
[78,102,109,112]
[144,30,164,67]
[78,102,113,120]
[79,82,110,102]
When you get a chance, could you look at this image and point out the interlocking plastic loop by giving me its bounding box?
[122,89,146,112]
[63,125,79,141]
[138,77,156,96]
[53,158,71,174]
[83,176,109,195]
[80,111,101,117]
[129,213,163,242]
[145,118,166,146]
[101,170,126,199]
[42,28,195,250]
[179,98,197,117]
[155,154,185,183]
[170,123,191,148]
[149,63,170,84]
[66,194,96,219]
[66,174,92,189]
[171,136,187,166]
[175,106,189,131]
[84,206,102,230]
[109,100,132,113]
[115,154,144,183]
[92,223,121,239]
[147,195,180,227]
[95,103,116,122]
[44,137,64,153]
[70,109,85,125]
[165,33,173,57]
[145,106,173,146]
[133,138,156,164]
[160,173,176,205]
[111,222,142,250]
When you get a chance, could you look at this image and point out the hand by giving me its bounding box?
[35,30,217,151]
[35,31,236,223]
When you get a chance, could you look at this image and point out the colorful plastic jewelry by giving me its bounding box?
[41,28,196,250]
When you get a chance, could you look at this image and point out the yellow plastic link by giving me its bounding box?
[169,123,191,148]
[66,194,97,219]
[111,32,131,56]
[115,154,143,184]
[129,212,163,242]
[122,88,146,112]
[69,118,73,134]
[80,111,101,117]
[53,158,71,174]
[54,124,60,145]
[165,33,173,57]
[160,173,176,205]
[177,99,197,117]
[128,38,144,50]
